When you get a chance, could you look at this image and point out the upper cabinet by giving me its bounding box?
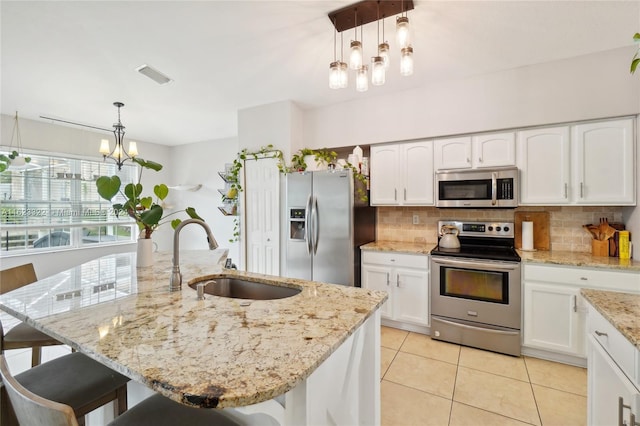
[519,118,635,205]
[370,140,434,206]
[434,132,516,170]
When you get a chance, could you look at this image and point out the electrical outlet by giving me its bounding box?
[412,214,419,225]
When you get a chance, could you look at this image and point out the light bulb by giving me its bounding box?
[99,139,111,155]
[329,62,341,89]
[349,40,363,70]
[396,16,411,48]
[400,46,414,76]
[356,66,368,92]
[378,42,390,69]
[338,62,348,88]
[371,56,385,86]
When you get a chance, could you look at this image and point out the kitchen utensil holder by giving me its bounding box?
[591,239,609,257]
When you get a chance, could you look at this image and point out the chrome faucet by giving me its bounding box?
[169,219,218,292]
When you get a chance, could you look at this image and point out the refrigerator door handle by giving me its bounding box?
[304,194,313,255]
[311,196,319,255]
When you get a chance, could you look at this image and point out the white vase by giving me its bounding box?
[136,238,154,268]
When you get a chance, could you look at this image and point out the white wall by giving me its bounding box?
[168,137,240,263]
[303,47,640,148]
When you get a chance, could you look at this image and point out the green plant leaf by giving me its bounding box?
[139,204,163,226]
[24,157,31,163]
[133,157,163,171]
[124,183,143,200]
[185,207,203,221]
[171,219,182,229]
[154,184,169,200]
[634,33,640,42]
[631,56,640,74]
[0,154,9,162]
[96,176,121,201]
[139,196,152,210]
[0,164,6,173]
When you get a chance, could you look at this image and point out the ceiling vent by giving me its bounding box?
[135,64,173,85]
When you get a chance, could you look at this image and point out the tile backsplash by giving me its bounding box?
[376,206,625,253]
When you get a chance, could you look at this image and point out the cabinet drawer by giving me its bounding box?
[586,303,637,386]
[524,264,639,292]
[361,251,429,269]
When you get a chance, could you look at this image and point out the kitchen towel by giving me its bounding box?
[522,221,534,251]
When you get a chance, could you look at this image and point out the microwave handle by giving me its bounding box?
[491,172,497,206]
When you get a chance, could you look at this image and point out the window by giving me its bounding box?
[0,152,138,253]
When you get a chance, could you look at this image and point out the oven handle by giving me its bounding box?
[431,257,520,272]
[434,316,520,337]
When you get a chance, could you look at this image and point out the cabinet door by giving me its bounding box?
[434,136,472,170]
[370,145,400,205]
[517,126,571,204]
[588,335,640,426]
[572,118,635,205]
[402,141,434,205]
[393,267,429,326]
[361,264,393,319]
[523,282,585,357]
[472,132,516,168]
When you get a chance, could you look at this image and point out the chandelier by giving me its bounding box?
[328,0,414,91]
[98,102,139,170]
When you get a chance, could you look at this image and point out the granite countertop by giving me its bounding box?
[519,250,640,271]
[0,250,387,409]
[360,241,435,255]
[581,289,640,349]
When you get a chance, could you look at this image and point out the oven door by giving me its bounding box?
[430,256,521,329]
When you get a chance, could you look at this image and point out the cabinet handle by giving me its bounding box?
[580,182,584,198]
[386,272,390,286]
[564,183,568,199]
[466,157,470,164]
[595,330,608,337]
[619,397,632,426]
[573,295,577,313]
[396,275,400,287]
[394,189,397,201]
[478,157,483,163]
[580,277,588,281]
[404,188,407,201]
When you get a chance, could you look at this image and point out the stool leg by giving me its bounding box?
[31,347,42,367]
[114,384,128,417]
[1,385,19,426]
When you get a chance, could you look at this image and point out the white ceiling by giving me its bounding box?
[2,1,639,146]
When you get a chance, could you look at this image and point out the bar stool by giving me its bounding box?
[0,263,64,367]
[0,353,129,425]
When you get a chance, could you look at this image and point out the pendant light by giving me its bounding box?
[396,0,411,48]
[338,31,348,88]
[99,102,139,171]
[400,46,414,76]
[356,65,369,92]
[349,10,363,70]
[329,18,342,89]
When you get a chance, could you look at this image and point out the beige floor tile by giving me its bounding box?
[459,346,529,382]
[454,366,541,426]
[381,380,451,426]
[450,402,532,426]
[381,326,408,350]
[400,332,460,364]
[525,357,587,396]
[385,351,458,399]
[381,347,396,379]
[532,384,587,426]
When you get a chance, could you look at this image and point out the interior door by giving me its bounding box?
[312,170,353,285]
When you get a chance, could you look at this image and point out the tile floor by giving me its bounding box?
[380,326,587,426]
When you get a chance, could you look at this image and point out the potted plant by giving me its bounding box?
[96,157,203,265]
[0,151,31,172]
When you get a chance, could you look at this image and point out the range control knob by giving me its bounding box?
[496,226,502,232]
[488,226,494,231]
[504,226,510,232]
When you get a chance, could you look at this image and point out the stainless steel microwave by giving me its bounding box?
[435,167,519,208]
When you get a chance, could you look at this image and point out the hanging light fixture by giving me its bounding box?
[327,0,415,91]
[1,112,32,171]
[338,31,348,88]
[400,46,414,76]
[396,0,411,49]
[98,102,139,171]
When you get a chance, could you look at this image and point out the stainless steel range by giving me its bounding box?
[430,220,521,356]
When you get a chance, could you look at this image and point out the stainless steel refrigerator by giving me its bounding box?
[281,169,375,286]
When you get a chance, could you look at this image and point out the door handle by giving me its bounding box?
[312,196,319,255]
[304,195,312,255]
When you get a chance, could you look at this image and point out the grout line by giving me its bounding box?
[524,356,544,426]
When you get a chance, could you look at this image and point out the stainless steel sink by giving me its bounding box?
[189,277,301,300]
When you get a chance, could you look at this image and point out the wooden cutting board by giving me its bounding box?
[514,211,550,250]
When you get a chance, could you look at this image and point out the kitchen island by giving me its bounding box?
[0,251,387,425]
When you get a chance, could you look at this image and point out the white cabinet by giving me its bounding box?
[572,119,635,205]
[361,251,429,327]
[522,264,640,359]
[518,126,571,204]
[434,132,515,170]
[518,118,635,205]
[370,141,434,206]
[586,304,640,426]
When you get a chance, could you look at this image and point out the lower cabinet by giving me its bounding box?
[522,264,640,360]
[361,251,429,327]
[586,304,640,426]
